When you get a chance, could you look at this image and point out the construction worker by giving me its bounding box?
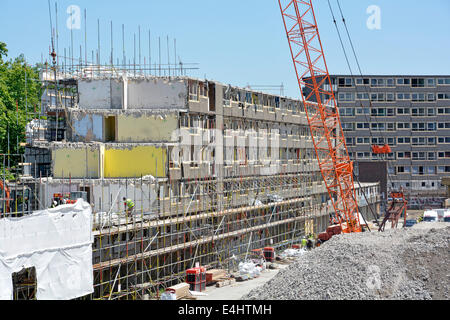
[306,238,313,250]
[301,237,308,249]
[123,197,135,218]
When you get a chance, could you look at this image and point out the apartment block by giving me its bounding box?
[328,75,450,209]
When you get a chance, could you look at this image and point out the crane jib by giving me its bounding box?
[278,0,362,233]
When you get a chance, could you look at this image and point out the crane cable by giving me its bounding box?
[333,0,397,189]
[326,0,402,226]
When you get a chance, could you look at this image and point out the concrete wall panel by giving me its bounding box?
[52,146,101,178]
[104,146,167,178]
[78,79,123,109]
[117,113,178,142]
[127,79,187,109]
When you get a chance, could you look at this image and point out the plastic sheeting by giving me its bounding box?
[0,200,94,300]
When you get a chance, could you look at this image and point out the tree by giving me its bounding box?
[0,42,42,179]
[0,41,7,62]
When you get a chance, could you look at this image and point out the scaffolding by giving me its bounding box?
[0,56,382,300]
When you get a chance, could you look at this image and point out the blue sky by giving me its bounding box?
[1,0,449,98]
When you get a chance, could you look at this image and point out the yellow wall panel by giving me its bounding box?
[117,114,177,142]
[104,146,167,178]
[52,147,100,178]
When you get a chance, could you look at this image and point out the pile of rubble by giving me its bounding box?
[243,223,449,300]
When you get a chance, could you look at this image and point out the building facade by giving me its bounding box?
[329,75,450,209]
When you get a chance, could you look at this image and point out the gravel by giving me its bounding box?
[242,222,450,300]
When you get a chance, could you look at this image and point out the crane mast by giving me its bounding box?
[278,0,361,233]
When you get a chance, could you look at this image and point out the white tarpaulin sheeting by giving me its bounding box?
[0,200,94,300]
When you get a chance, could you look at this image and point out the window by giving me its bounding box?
[427,166,436,175]
[338,93,355,102]
[346,137,354,145]
[428,137,436,145]
[199,83,207,97]
[427,93,436,102]
[387,137,396,146]
[189,81,199,101]
[397,107,410,115]
[397,93,411,100]
[412,78,425,87]
[397,78,411,85]
[437,78,450,85]
[356,123,369,130]
[356,93,369,100]
[372,137,385,145]
[338,78,354,87]
[428,152,436,160]
[438,123,450,129]
[412,137,426,146]
[428,122,436,131]
[412,152,426,160]
[427,108,436,116]
[386,93,395,102]
[397,123,410,130]
[399,137,411,144]
[356,137,370,144]
[370,93,385,102]
[356,78,370,85]
[426,79,435,87]
[386,79,395,87]
[387,108,395,116]
[412,93,426,102]
[411,108,425,117]
[356,107,370,115]
[437,93,450,100]
[387,123,396,131]
[412,123,426,131]
[342,123,354,131]
[371,78,385,87]
[340,107,355,116]
[412,166,425,175]
[371,108,386,116]
[371,123,385,131]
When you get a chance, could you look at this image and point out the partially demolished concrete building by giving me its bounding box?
[19,70,381,299]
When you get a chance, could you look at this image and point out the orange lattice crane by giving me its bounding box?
[278,0,361,233]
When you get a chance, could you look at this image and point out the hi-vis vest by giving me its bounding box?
[125,199,135,208]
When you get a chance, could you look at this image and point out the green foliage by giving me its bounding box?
[0,41,7,62]
[0,42,42,178]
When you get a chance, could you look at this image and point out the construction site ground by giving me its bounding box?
[196,265,289,301]
[192,217,448,300]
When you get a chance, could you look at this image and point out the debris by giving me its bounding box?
[215,278,236,288]
[243,224,450,300]
[206,269,227,285]
[189,290,208,297]
[239,261,262,279]
[164,283,190,300]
